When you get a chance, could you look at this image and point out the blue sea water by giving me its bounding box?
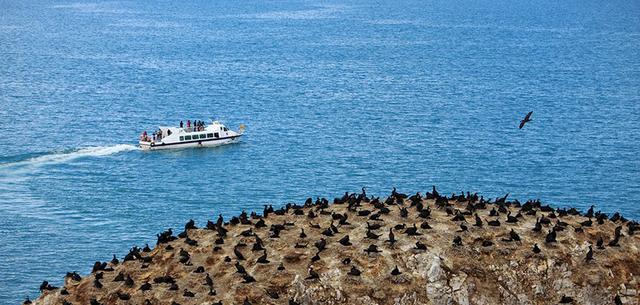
[1,0,639,302]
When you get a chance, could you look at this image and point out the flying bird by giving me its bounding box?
[519,111,533,129]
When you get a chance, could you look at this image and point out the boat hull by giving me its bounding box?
[139,135,241,151]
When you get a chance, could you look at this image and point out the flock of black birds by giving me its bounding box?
[30,186,638,305]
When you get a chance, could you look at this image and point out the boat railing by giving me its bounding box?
[182,126,207,133]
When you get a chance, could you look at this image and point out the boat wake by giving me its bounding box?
[0,144,139,169]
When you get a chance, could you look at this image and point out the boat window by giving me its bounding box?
[199,134,206,139]
[214,132,219,138]
[185,135,192,140]
[179,136,184,141]
[207,133,213,138]
[223,127,228,131]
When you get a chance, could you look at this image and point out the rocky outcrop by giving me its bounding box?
[32,190,639,305]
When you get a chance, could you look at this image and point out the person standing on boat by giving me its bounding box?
[180,121,183,128]
[187,120,191,131]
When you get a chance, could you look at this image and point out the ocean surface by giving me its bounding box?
[1,0,639,302]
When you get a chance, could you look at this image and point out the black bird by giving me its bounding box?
[347,266,361,276]
[364,244,382,254]
[277,263,286,271]
[545,229,557,243]
[22,297,32,305]
[252,240,265,251]
[93,278,103,289]
[139,282,152,291]
[204,273,214,287]
[414,241,427,250]
[404,224,421,236]
[519,111,533,129]
[234,246,245,260]
[311,251,321,262]
[509,229,521,242]
[299,229,307,238]
[314,239,327,252]
[124,275,134,287]
[506,211,518,223]
[242,273,256,283]
[596,237,604,249]
[614,295,623,305]
[585,245,593,262]
[366,229,381,239]
[453,236,463,246]
[387,228,396,244]
[559,295,574,303]
[420,221,432,229]
[367,222,382,230]
[235,262,246,274]
[257,250,270,264]
[532,218,542,232]
[110,254,119,265]
[116,291,130,300]
[474,214,483,227]
[306,268,320,280]
[532,243,541,254]
[391,265,402,276]
[183,289,195,297]
[458,223,468,232]
[486,219,501,227]
[339,235,352,246]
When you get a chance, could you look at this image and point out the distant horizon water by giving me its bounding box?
[2,0,640,303]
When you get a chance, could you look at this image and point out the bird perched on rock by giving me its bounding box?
[453,236,463,246]
[559,295,574,303]
[241,273,256,283]
[183,289,195,297]
[387,228,396,245]
[257,250,270,264]
[235,262,246,274]
[545,229,557,243]
[306,267,320,280]
[347,266,361,276]
[234,246,245,260]
[585,245,594,262]
[339,235,352,246]
[204,274,213,287]
[404,224,421,236]
[366,229,381,240]
[364,244,382,254]
[532,243,541,254]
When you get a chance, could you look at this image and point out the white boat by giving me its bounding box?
[139,121,244,151]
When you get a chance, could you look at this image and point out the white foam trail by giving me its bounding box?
[0,144,139,169]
